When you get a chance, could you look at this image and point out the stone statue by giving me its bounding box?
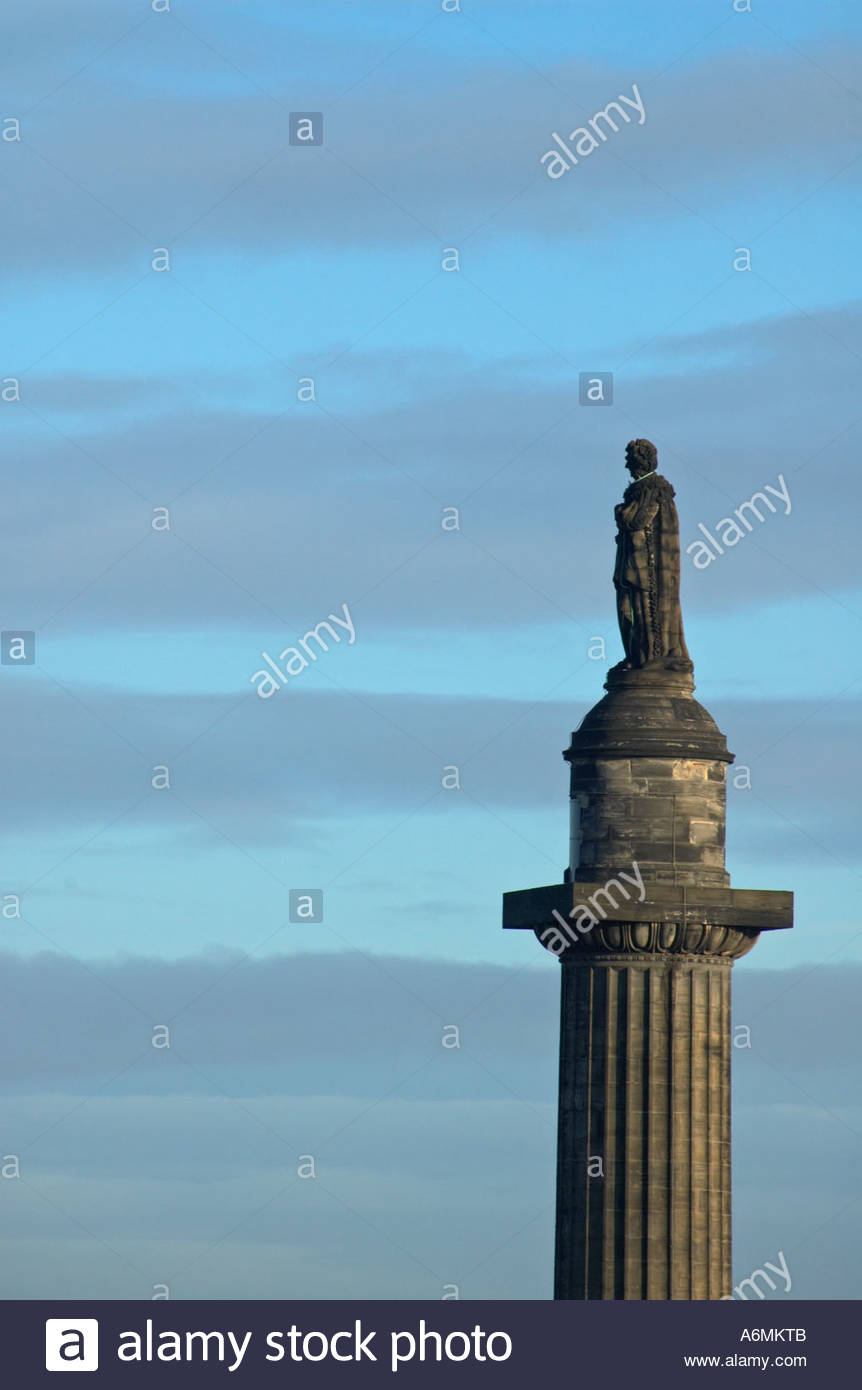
[611,439,691,675]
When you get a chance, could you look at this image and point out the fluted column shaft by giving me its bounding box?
[554,956,731,1300]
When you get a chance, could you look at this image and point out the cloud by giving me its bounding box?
[2,301,860,638]
[1,949,859,1297]
[0,663,858,923]
[0,671,858,848]
[3,12,860,275]
[4,948,861,1088]
[1,947,557,1088]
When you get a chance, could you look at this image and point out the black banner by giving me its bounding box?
[15,1299,851,1385]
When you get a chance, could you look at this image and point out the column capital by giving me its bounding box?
[503,881,792,960]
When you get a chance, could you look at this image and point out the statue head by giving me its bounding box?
[625,438,657,479]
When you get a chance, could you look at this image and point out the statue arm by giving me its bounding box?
[618,495,660,531]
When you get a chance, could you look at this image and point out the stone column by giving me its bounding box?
[502,669,792,1300]
[555,945,739,1300]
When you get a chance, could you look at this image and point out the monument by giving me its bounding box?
[503,440,793,1300]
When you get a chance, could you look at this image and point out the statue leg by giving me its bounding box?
[616,587,634,665]
[630,589,651,666]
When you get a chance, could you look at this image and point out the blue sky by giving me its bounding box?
[2,0,861,1300]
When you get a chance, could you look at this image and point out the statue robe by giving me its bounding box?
[613,473,690,667]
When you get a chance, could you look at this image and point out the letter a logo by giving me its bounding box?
[45,1319,99,1371]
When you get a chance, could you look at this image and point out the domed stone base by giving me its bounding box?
[565,668,734,888]
[569,664,732,764]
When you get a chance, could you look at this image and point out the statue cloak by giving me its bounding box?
[613,473,690,667]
